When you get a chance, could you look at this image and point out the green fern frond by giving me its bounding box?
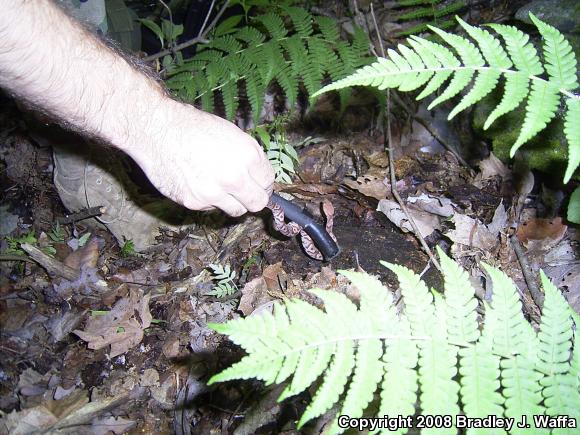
[483,264,544,430]
[313,13,580,182]
[397,0,443,6]
[168,8,370,124]
[459,337,505,431]
[208,35,243,53]
[482,264,529,357]
[437,247,479,344]
[537,271,580,428]
[383,262,460,424]
[381,262,434,337]
[209,254,577,434]
[255,13,288,39]
[234,26,265,45]
[315,16,340,43]
[564,97,580,182]
[510,80,561,156]
[377,318,419,434]
[529,14,578,91]
[283,6,313,37]
[398,2,463,22]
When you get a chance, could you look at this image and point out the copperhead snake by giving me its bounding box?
[266,198,337,260]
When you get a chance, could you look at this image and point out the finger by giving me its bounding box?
[252,152,275,192]
[181,195,212,211]
[212,194,248,217]
[230,175,270,213]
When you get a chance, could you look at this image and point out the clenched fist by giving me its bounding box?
[129,102,274,216]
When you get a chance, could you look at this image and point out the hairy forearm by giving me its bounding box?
[0,0,274,216]
[0,0,173,154]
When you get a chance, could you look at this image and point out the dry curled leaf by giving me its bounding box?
[64,237,99,270]
[343,175,389,201]
[377,199,440,238]
[446,214,498,251]
[516,217,567,247]
[73,288,152,357]
[238,276,269,316]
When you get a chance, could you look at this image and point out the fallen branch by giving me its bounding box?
[20,243,79,281]
[57,206,104,224]
[0,253,36,263]
[509,235,544,308]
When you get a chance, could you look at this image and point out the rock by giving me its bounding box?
[515,0,579,33]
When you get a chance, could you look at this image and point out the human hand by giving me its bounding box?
[129,102,274,217]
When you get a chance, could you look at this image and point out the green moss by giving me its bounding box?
[473,92,576,180]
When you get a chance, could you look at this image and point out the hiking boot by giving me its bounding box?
[30,125,191,251]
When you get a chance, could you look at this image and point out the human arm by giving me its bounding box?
[0,0,274,216]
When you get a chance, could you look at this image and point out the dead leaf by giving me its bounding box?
[238,276,270,316]
[0,390,90,434]
[262,262,287,292]
[477,152,510,180]
[140,368,160,387]
[486,202,509,235]
[446,214,498,251]
[343,175,389,201]
[91,416,136,435]
[64,237,99,270]
[377,199,440,237]
[162,334,181,359]
[45,309,84,342]
[73,288,152,357]
[516,217,567,249]
[304,267,338,289]
[275,182,337,198]
[407,194,455,217]
[151,375,176,408]
[0,406,58,434]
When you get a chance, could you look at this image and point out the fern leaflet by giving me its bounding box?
[209,253,577,434]
[167,8,371,124]
[313,13,580,182]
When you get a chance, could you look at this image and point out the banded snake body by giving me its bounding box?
[266,197,337,260]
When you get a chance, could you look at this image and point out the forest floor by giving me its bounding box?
[1,0,579,428]
[1,90,578,434]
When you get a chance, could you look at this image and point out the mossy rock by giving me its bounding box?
[473,32,579,182]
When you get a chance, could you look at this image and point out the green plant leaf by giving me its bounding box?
[140,19,164,47]
[208,255,577,433]
[568,187,580,224]
[313,15,578,183]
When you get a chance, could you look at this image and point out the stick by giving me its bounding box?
[510,235,544,308]
[0,254,36,263]
[143,0,231,63]
[57,206,104,224]
[20,243,80,281]
[369,5,441,272]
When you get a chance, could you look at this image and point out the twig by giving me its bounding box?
[20,243,80,281]
[143,0,231,62]
[369,3,385,59]
[369,5,441,272]
[57,206,104,224]
[385,108,441,272]
[509,235,544,308]
[351,0,378,57]
[0,254,36,263]
[158,0,176,55]
[198,0,217,37]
